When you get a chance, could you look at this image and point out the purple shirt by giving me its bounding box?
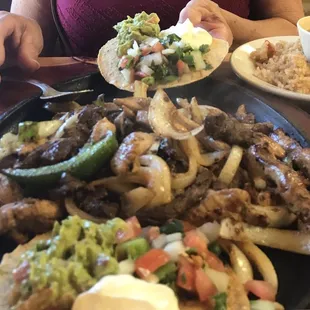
[56,0,250,56]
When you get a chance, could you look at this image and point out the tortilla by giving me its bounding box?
[0,234,246,310]
[0,233,51,310]
[97,37,229,92]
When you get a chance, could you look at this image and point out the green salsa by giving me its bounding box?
[18,216,127,306]
[114,11,160,56]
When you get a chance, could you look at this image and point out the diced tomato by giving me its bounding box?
[180,221,195,232]
[141,46,152,56]
[184,230,207,254]
[151,42,164,53]
[195,268,217,302]
[126,216,142,236]
[13,261,30,283]
[115,227,135,244]
[119,56,130,69]
[116,217,142,243]
[205,252,225,273]
[135,71,148,79]
[135,249,170,279]
[244,280,276,302]
[177,255,196,292]
[177,60,186,76]
[147,226,160,241]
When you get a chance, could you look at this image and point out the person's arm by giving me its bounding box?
[10,0,57,55]
[221,0,304,44]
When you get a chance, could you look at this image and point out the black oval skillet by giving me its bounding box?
[0,73,309,310]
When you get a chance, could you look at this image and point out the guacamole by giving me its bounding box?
[114,11,160,56]
[17,216,127,305]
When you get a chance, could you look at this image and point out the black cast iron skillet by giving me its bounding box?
[0,73,310,310]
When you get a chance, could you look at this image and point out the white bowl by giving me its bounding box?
[297,16,310,61]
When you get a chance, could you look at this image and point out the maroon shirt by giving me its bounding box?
[56,0,250,56]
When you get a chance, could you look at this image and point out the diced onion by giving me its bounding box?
[164,241,185,262]
[140,64,154,76]
[143,37,159,46]
[198,222,220,243]
[152,234,167,249]
[191,50,206,71]
[166,233,183,243]
[140,52,163,66]
[118,259,135,275]
[120,68,133,83]
[162,49,176,55]
[218,145,243,185]
[144,273,160,284]
[204,268,229,293]
[127,40,140,57]
[220,218,310,255]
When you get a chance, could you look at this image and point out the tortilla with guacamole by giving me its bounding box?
[97,12,229,92]
[0,216,249,310]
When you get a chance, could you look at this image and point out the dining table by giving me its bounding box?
[1,54,310,139]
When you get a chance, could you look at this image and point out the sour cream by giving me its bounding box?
[160,18,213,50]
[72,274,180,310]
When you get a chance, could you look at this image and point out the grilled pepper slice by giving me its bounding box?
[3,131,118,187]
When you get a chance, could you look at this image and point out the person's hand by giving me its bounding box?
[179,0,233,46]
[0,11,43,75]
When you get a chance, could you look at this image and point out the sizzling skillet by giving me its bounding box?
[0,73,309,310]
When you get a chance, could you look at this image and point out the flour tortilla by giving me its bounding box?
[0,234,247,310]
[97,37,229,92]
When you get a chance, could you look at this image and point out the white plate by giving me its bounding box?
[231,36,310,102]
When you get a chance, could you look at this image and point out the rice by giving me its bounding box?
[251,40,310,94]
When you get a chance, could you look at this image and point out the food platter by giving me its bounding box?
[1,73,310,310]
[231,36,310,102]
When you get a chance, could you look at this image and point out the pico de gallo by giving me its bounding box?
[113,12,213,86]
[11,215,278,310]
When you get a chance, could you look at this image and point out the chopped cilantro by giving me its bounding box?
[186,248,198,256]
[205,63,213,70]
[182,44,193,53]
[208,242,222,257]
[199,44,210,53]
[151,63,169,81]
[125,56,134,69]
[160,219,184,235]
[160,33,181,47]
[182,54,195,67]
[213,292,227,310]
